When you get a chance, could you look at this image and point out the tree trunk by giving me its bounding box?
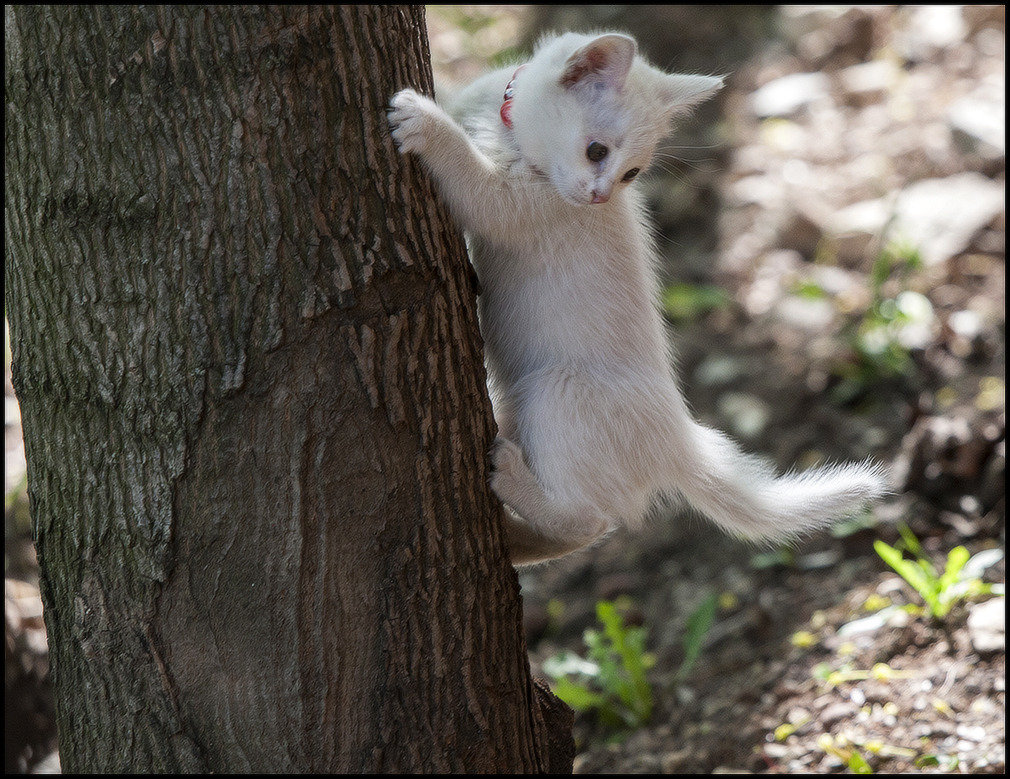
[4,5,571,773]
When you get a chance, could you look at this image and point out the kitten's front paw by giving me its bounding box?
[388,88,442,155]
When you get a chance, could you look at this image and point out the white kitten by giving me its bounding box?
[389,31,887,564]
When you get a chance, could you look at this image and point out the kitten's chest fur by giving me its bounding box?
[472,199,669,383]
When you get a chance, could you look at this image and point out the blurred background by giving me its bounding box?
[6,5,1005,774]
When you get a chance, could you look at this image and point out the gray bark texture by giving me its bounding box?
[4,5,572,773]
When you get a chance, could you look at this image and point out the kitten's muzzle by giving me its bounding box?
[590,178,613,204]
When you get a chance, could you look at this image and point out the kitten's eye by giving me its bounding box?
[622,167,641,182]
[586,142,608,162]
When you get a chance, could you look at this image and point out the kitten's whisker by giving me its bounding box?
[659,142,723,152]
[652,153,722,175]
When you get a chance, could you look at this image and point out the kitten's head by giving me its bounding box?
[509,32,723,206]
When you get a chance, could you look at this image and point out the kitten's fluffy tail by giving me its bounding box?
[670,422,889,542]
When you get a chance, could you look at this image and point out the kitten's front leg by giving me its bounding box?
[388,89,517,240]
[387,89,449,157]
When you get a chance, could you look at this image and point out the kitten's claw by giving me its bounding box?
[388,88,440,155]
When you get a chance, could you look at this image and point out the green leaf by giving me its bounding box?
[594,601,652,720]
[750,547,795,569]
[847,750,874,774]
[550,677,606,713]
[792,279,829,299]
[939,546,970,593]
[812,662,834,681]
[897,523,925,558]
[831,509,878,538]
[661,283,730,322]
[545,600,656,731]
[678,592,718,681]
[874,540,941,615]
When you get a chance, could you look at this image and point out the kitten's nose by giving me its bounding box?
[590,189,610,204]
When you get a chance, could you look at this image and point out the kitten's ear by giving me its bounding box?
[560,34,637,90]
[662,73,725,114]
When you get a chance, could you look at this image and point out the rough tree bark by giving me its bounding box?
[5,5,571,773]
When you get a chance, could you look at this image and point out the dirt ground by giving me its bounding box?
[6,5,1005,774]
[521,310,1005,773]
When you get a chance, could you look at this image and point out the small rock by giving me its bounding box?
[774,295,836,332]
[891,408,1002,499]
[819,701,856,726]
[727,174,783,207]
[777,208,823,258]
[948,309,984,341]
[790,7,876,68]
[839,60,900,107]
[823,173,1005,267]
[796,549,842,570]
[778,5,849,41]
[763,742,790,758]
[660,749,691,773]
[967,597,1005,654]
[717,392,772,439]
[948,96,1006,160]
[750,72,831,119]
[896,5,968,61]
[836,606,899,637]
[694,355,745,388]
[956,724,988,743]
[823,198,891,266]
[889,174,1006,266]
[808,264,863,297]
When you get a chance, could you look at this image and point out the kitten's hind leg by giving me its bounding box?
[490,437,609,565]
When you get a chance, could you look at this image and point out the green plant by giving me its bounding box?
[676,592,718,681]
[818,733,874,774]
[873,525,1003,619]
[915,753,960,771]
[832,241,927,403]
[749,546,796,569]
[542,600,655,730]
[661,282,731,323]
[830,508,879,538]
[812,661,915,688]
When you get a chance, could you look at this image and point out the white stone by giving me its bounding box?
[717,392,772,439]
[948,96,1006,158]
[751,72,831,119]
[967,597,1005,654]
[775,294,836,332]
[889,173,1005,266]
[824,174,1005,266]
[839,60,900,103]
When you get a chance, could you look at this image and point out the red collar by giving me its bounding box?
[500,65,526,129]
